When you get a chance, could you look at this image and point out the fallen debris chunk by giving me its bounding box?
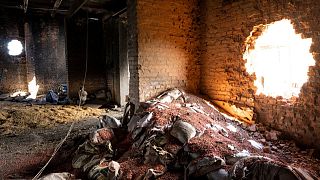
[265,130,280,141]
[137,112,154,128]
[157,88,185,103]
[108,161,121,178]
[46,90,58,103]
[144,144,174,165]
[122,101,135,126]
[127,114,142,132]
[226,123,238,133]
[292,166,318,180]
[88,159,121,180]
[90,128,114,145]
[226,150,251,165]
[0,93,10,101]
[228,144,235,151]
[188,156,226,177]
[10,91,28,98]
[39,172,75,180]
[212,124,229,137]
[230,156,302,180]
[170,119,196,144]
[100,115,122,129]
[206,169,228,180]
[143,169,165,179]
[247,124,257,132]
[248,139,263,150]
[235,150,251,158]
[213,100,254,124]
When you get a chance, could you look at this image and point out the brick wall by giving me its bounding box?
[130,0,201,103]
[0,8,27,93]
[31,14,67,94]
[104,16,129,106]
[200,0,320,149]
[0,9,68,95]
[127,0,140,105]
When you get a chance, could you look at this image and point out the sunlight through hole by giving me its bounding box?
[244,19,315,99]
[7,39,23,56]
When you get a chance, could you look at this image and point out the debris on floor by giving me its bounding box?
[40,88,319,179]
[0,101,106,135]
[39,172,75,180]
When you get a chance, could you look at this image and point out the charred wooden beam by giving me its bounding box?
[51,0,63,17]
[23,0,28,13]
[67,0,89,18]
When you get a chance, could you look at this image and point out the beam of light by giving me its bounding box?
[7,40,23,56]
[10,91,28,97]
[26,76,39,100]
[244,19,315,99]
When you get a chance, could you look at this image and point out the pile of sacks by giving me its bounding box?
[43,88,317,180]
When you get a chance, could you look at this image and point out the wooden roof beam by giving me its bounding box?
[67,0,89,18]
[51,0,64,17]
[24,0,29,13]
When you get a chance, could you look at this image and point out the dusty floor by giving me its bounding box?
[0,101,107,135]
[0,101,122,178]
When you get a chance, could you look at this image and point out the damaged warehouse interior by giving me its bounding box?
[0,0,320,179]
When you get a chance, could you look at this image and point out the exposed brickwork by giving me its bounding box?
[134,0,201,102]
[0,9,27,93]
[200,0,320,149]
[25,22,36,88]
[0,9,67,95]
[127,0,140,105]
[31,15,67,94]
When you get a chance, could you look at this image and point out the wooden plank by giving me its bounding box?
[213,100,255,124]
[24,0,28,13]
[67,0,89,18]
[51,0,63,17]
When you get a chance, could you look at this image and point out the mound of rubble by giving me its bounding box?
[42,89,320,180]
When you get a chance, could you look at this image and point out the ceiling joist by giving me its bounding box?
[67,0,89,18]
[51,0,64,17]
[23,0,29,13]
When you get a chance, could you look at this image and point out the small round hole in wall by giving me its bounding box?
[7,39,23,56]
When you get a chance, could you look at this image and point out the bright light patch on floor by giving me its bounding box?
[26,76,39,100]
[244,19,315,99]
[7,40,23,56]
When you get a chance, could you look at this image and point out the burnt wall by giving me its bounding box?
[0,9,27,93]
[30,14,67,94]
[67,13,106,97]
[0,9,67,94]
[104,15,129,106]
[200,0,320,149]
[127,0,139,105]
[105,18,120,104]
[129,0,201,103]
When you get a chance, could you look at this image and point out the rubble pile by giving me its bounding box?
[43,89,319,179]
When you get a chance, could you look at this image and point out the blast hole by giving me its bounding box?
[244,19,315,99]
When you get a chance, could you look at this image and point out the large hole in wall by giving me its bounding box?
[244,19,315,99]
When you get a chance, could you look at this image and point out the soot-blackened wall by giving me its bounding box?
[67,13,106,97]
[0,9,67,94]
